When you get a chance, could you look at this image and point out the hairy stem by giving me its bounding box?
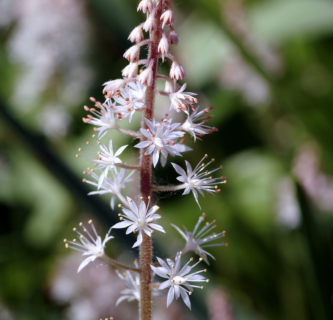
[139,2,163,320]
[102,254,141,273]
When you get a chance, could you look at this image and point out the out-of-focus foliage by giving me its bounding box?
[0,0,332,320]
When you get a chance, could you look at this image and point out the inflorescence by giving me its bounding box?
[65,0,227,315]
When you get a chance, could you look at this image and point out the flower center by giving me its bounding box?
[137,218,146,228]
[173,276,187,285]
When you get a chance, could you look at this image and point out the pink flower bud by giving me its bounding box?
[128,25,144,43]
[122,63,138,78]
[138,61,154,86]
[123,45,140,62]
[160,10,173,28]
[158,34,170,61]
[137,0,153,14]
[170,62,185,80]
[103,79,126,94]
[167,29,178,45]
[164,81,174,93]
[143,11,157,32]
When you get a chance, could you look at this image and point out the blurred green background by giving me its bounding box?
[0,0,333,319]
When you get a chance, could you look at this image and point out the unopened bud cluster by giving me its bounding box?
[67,0,227,318]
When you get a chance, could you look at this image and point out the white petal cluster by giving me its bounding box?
[135,118,185,167]
[111,84,145,122]
[64,220,113,273]
[169,83,197,112]
[82,102,118,139]
[116,261,140,305]
[180,105,218,141]
[112,197,165,247]
[151,252,207,309]
[91,140,127,188]
[84,168,134,209]
[172,214,226,264]
[172,155,226,209]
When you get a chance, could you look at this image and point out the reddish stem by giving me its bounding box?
[139,3,163,320]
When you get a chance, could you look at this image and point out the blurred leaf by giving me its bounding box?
[249,0,333,43]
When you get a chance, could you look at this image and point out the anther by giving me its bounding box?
[118,213,122,217]
[118,204,122,208]
[206,279,210,283]
[63,239,67,242]
[201,286,204,289]
[73,227,77,231]
[82,178,86,183]
[79,222,83,226]
[78,148,81,152]
[189,292,192,295]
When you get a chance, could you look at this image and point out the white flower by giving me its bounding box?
[112,85,145,122]
[151,252,207,309]
[128,25,144,43]
[160,10,173,28]
[64,220,113,273]
[138,61,154,86]
[112,197,165,247]
[116,260,163,305]
[169,83,197,112]
[128,81,147,103]
[116,262,140,305]
[135,118,185,167]
[171,155,226,209]
[179,105,218,141]
[103,79,126,94]
[83,168,134,209]
[170,62,185,80]
[137,0,153,13]
[82,102,118,139]
[172,214,226,264]
[91,140,127,188]
[123,45,140,62]
[122,62,138,78]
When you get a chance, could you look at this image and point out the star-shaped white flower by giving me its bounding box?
[83,100,118,139]
[171,155,226,209]
[180,105,218,141]
[116,261,140,305]
[112,197,165,247]
[84,168,134,209]
[172,214,226,264]
[169,83,197,112]
[112,84,145,123]
[92,140,127,189]
[151,252,207,309]
[64,220,113,273]
[135,118,184,167]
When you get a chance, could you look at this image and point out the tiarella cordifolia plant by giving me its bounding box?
[65,1,227,319]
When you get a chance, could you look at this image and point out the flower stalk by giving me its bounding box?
[66,1,227,319]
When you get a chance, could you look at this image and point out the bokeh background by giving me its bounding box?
[0,0,333,319]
